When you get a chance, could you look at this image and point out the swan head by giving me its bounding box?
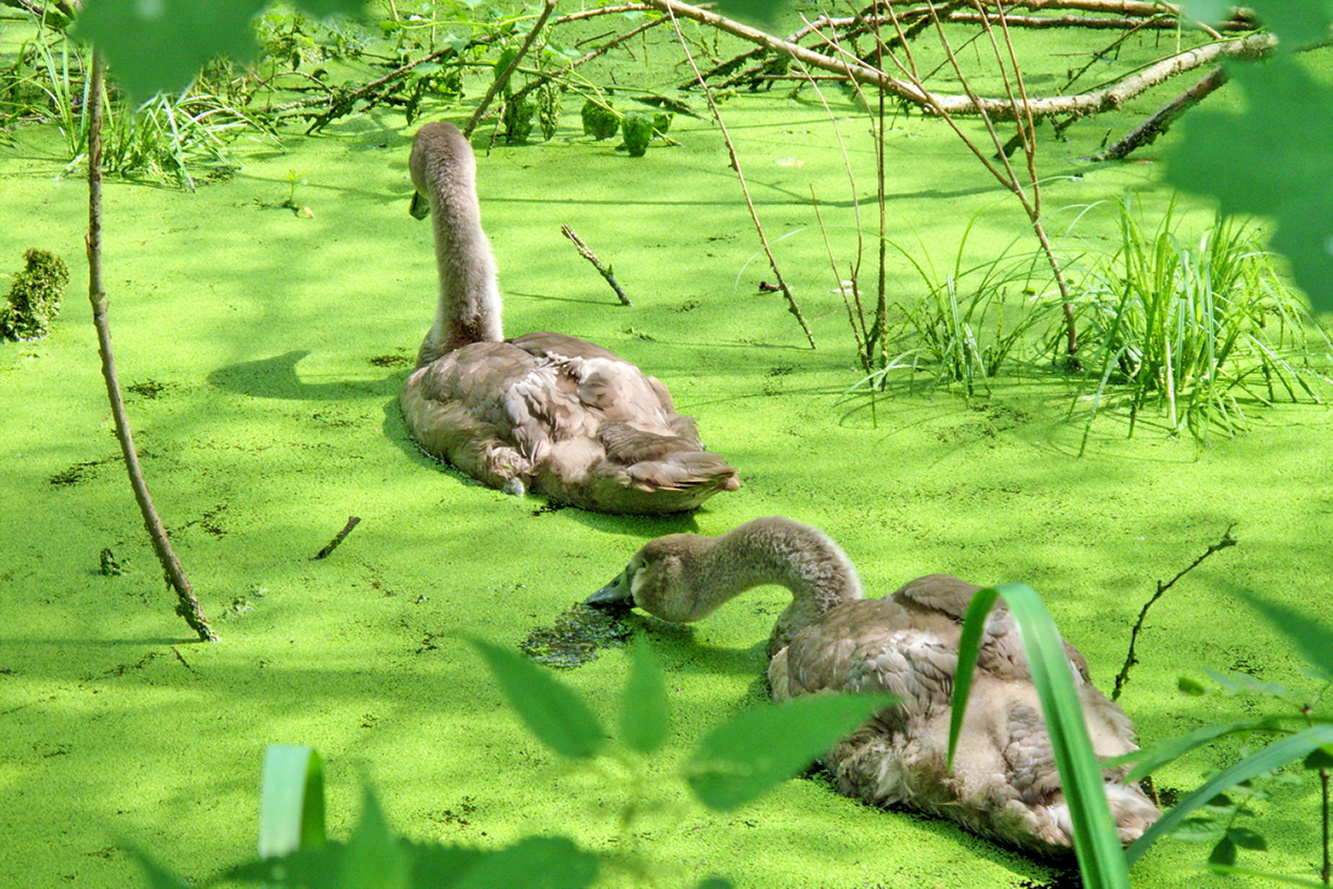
[587,534,721,623]
[408,121,478,222]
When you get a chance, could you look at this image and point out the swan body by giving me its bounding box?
[400,122,739,514]
[589,517,1160,856]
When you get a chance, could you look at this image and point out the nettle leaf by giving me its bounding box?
[1227,826,1268,851]
[620,637,670,755]
[1208,835,1238,867]
[74,0,364,98]
[1246,0,1333,46]
[685,693,892,812]
[1165,55,1333,314]
[341,788,410,889]
[473,639,606,760]
[715,0,785,30]
[1176,0,1231,27]
[454,836,599,889]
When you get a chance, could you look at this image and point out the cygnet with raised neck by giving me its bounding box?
[399,122,739,514]
[589,517,1160,857]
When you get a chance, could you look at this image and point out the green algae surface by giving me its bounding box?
[3,65,1333,889]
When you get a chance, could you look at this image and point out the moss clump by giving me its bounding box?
[503,95,535,144]
[1,249,68,341]
[537,82,562,142]
[581,99,619,141]
[621,113,653,157]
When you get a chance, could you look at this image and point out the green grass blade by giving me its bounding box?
[686,693,893,812]
[620,637,670,755]
[259,744,326,859]
[1126,724,1333,865]
[1106,718,1281,782]
[952,584,1132,888]
[473,638,605,760]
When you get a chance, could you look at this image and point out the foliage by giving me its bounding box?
[847,224,1050,396]
[951,584,1133,889]
[131,639,888,888]
[620,112,652,156]
[72,0,364,99]
[1118,591,1333,885]
[1168,1,1333,316]
[1,248,68,341]
[1070,198,1330,444]
[581,98,618,140]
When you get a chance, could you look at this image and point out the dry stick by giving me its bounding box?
[463,0,559,138]
[86,52,216,643]
[1110,525,1237,702]
[666,7,816,349]
[312,516,362,560]
[1092,65,1228,161]
[643,0,1272,119]
[560,225,631,306]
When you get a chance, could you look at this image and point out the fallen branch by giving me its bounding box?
[86,51,216,643]
[312,516,362,560]
[645,0,1274,121]
[1091,65,1228,160]
[1111,525,1238,701]
[561,225,631,306]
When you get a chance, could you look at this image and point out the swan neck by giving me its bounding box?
[413,127,504,365]
[694,519,861,646]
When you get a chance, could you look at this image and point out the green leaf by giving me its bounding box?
[74,0,363,98]
[1303,747,1333,770]
[1227,826,1268,851]
[259,745,326,859]
[455,836,599,889]
[473,639,605,760]
[1246,0,1333,45]
[1238,590,1333,681]
[714,0,785,30]
[950,585,1131,889]
[1178,676,1206,696]
[221,844,345,887]
[685,693,892,812]
[126,847,192,889]
[1208,835,1237,867]
[620,637,670,755]
[1109,719,1276,782]
[341,788,410,889]
[1127,724,1333,865]
[1165,55,1333,314]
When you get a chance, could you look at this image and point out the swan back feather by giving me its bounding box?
[591,517,1161,855]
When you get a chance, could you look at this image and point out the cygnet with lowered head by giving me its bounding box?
[399,121,739,514]
[589,516,1160,857]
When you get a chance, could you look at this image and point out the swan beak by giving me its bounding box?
[587,570,633,607]
[409,191,430,220]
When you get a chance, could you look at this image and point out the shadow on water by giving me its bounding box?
[208,350,399,400]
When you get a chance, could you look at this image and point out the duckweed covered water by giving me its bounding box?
[520,601,634,668]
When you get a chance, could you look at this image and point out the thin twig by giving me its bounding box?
[464,0,559,138]
[560,225,631,306]
[86,51,216,643]
[312,516,362,560]
[1111,524,1238,701]
[666,6,816,348]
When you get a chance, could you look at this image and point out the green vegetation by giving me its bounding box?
[1,248,67,341]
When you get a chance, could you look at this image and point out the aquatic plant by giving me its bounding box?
[1,248,68,341]
[581,98,618,140]
[1070,197,1330,445]
[620,112,652,156]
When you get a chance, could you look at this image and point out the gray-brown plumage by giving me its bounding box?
[588,517,1160,856]
[399,122,739,513]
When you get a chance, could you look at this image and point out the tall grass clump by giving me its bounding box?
[847,224,1052,398]
[1071,197,1331,444]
